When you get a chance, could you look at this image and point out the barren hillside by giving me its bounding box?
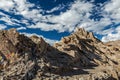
[0,28,120,80]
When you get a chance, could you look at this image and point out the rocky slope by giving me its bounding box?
[0,28,120,80]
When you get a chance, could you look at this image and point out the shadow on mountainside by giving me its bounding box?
[42,39,103,76]
[1,28,119,80]
[41,46,90,76]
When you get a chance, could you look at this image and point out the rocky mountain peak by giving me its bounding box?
[0,28,120,80]
[74,28,100,42]
[55,28,100,48]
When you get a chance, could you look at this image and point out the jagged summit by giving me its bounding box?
[54,28,100,50]
[75,28,94,39]
[0,28,120,80]
[74,28,100,41]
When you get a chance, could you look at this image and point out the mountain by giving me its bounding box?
[0,28,120,80]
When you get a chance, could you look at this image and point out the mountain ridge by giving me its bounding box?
[0,28,120,80]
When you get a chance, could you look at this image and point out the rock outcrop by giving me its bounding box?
[0,28,48,80]
[0,28,120,80]
[54,28,120,80]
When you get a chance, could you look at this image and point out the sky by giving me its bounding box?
[0,0,120,45]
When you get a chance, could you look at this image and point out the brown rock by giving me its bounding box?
[0,28,120,80]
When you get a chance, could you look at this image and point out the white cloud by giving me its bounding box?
[0,16,15,25]
[21,32,59,45]
[102,26,120,42]
[102,32,120,42]
[0,0,94,33]
[103,0,120,23]
[99,28,114,35]
[46,4,65,13]
[0,12,22,26]
[0,0,14,11]
[100,0,120,42]
[0,24,7,30]
[0,0,39,26]
[82,18,112,33]
[28,0,93,32]
[17,27,26,30]
[13,0,35,14]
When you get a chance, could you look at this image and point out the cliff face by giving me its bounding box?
[0,28,120,80]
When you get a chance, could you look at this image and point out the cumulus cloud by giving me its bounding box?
[28,0,93,32]
[100,0,120,42]
[102,26,120,42]
[0,24,7,30]
[0,0,14,11]
[21,32,59,45]
[103,0,120,23]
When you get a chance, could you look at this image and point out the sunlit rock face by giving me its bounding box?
[0,28,120,80]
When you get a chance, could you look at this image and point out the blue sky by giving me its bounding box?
[0,0,120,44]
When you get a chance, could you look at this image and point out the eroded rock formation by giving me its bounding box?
[0,28,120,80]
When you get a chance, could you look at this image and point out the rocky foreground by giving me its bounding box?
[0,28,120,80]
